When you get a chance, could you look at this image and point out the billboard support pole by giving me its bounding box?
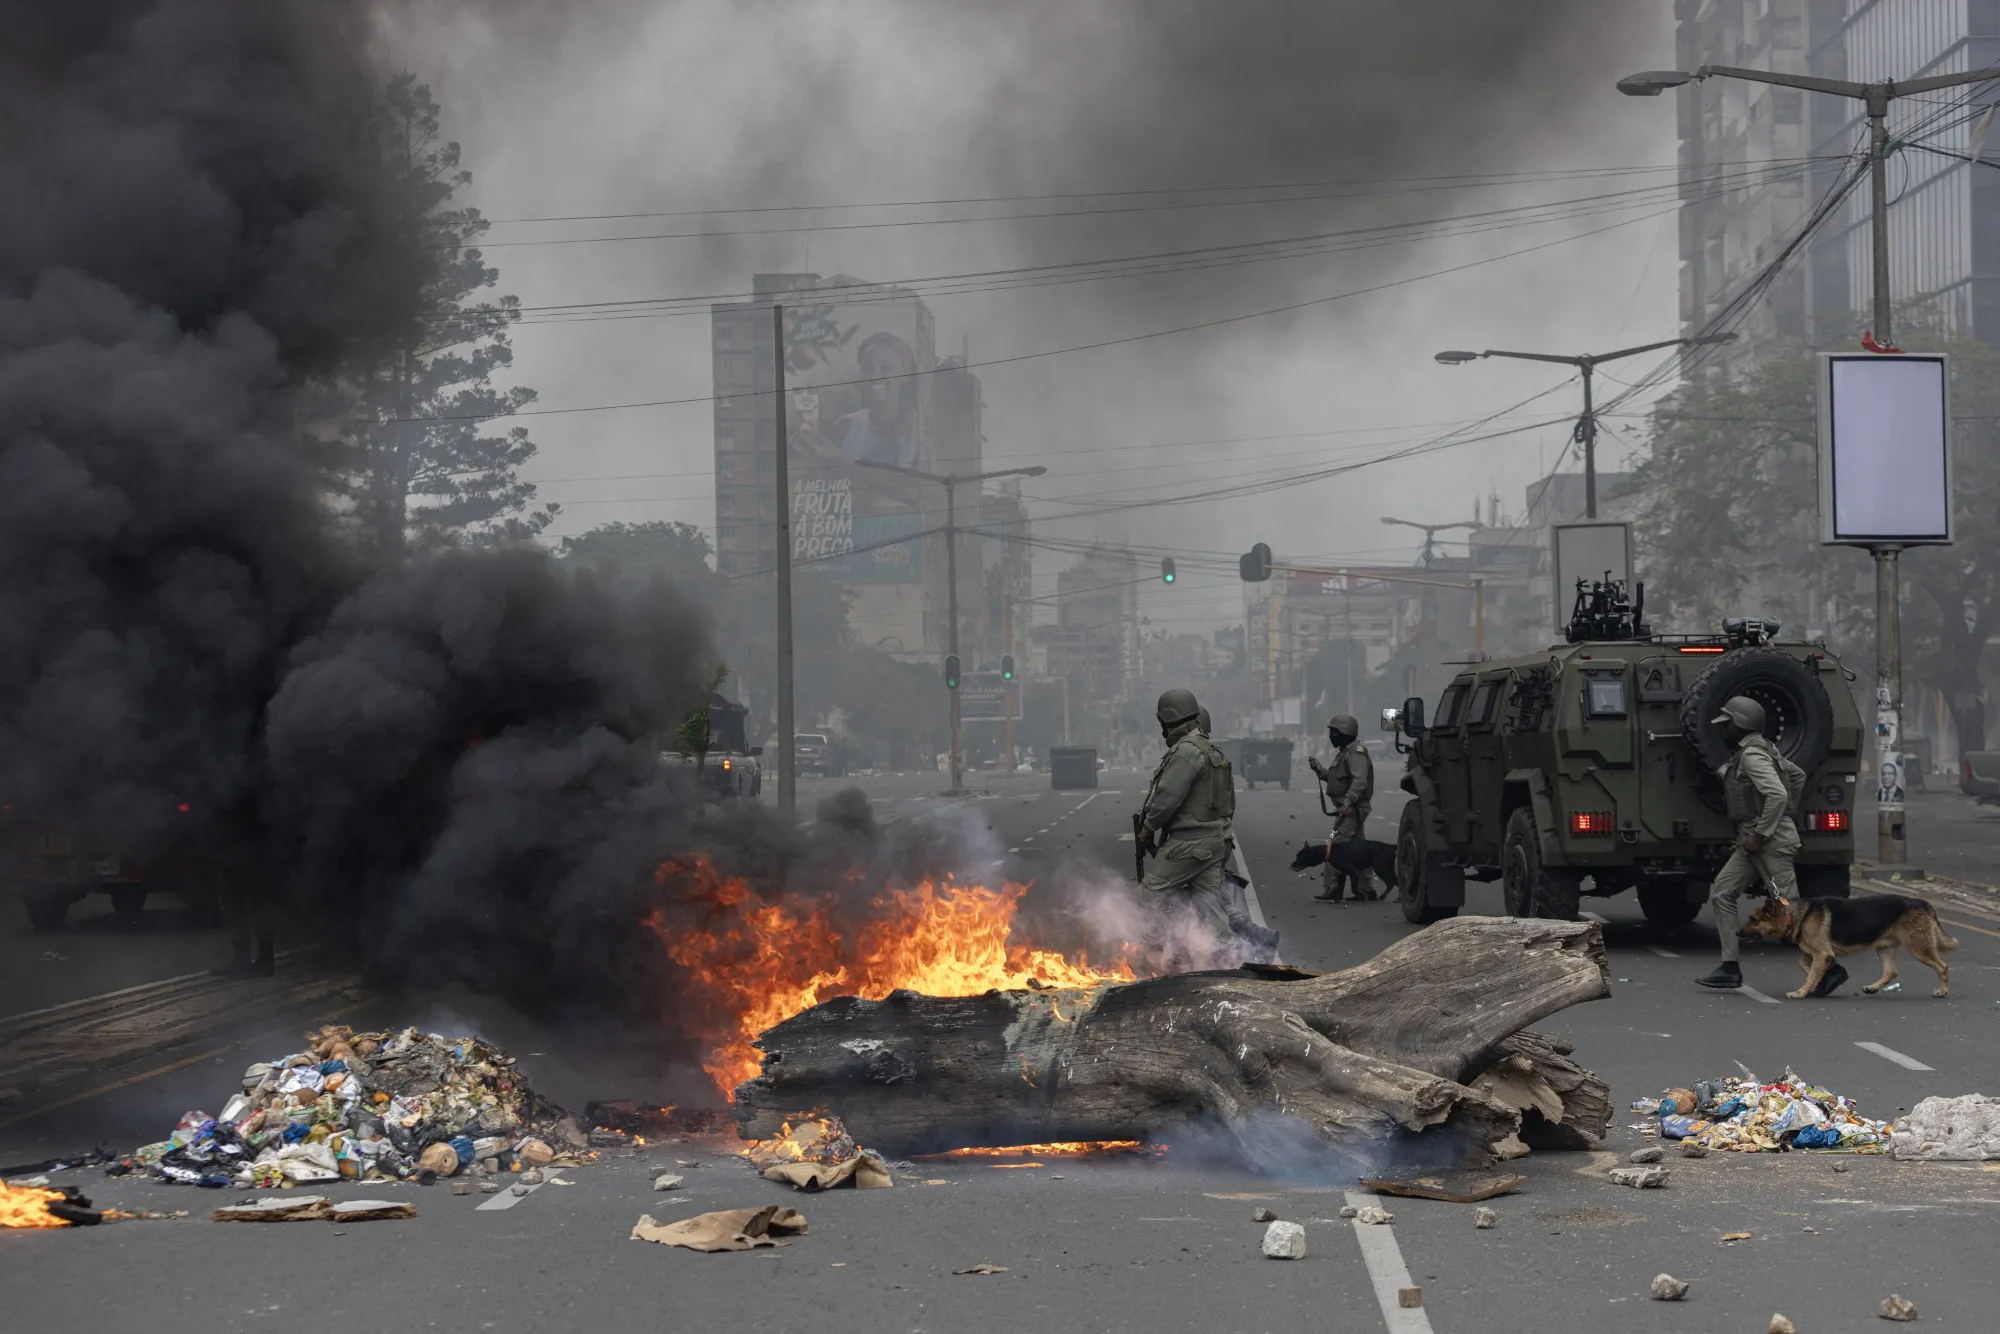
[773,303,796,822]
[1874,545,1905,863]
[1002,594,1014,771]
[946,479,962,795]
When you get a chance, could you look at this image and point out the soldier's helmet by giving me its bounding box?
[1328,713,1360,740]
[1710,695,1766,732]
[1197,706,1212,735]
[1156,688,1201,731]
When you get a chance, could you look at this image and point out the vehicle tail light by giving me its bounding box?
[177,803,191,813]
[720,758,732,771]
[1806,810,1848,833]
[1571,811,1613,835]
[1678,645,1725,654]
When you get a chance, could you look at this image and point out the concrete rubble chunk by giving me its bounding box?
[1879,1294,1918,1322]
[1628,1146,1664,1163]
[330,1200,417,1222]
[654,1174,686,1192]
[1770,1315,1796,1334]
[212,1195,332,1223]
[1473,1207,1498,1230]
[479,1181,502,1194]
[519,1168,545,1185]
[1891,1094,2000,1160]
[1680,1142,1709,1158]
[1337,1205,1358,1219]
[452,1181,471,1196]
[511,1183,531,1197]
[1650,1274,1690,1301]
[1261,1220,1307,1259]
[1608,1166,1670,1189]
[1354,1207,1394,1225]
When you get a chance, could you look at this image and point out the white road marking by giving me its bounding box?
[476,1172,565,1211]
[1117,832,1135,841]
[1008,847,1020,853]
[1231,843,1267,929]
[990,859,1006,868]
[1344,1190,1434,1334]
[1072,792,1102,812]
[1580,911,1608,925]
[1022,836,1035,843]
[1644,945,1680,958]
[1855,1041,1933,1071]
[1738,984,1781,1006]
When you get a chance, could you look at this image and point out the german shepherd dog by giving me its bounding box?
[1288,839,1399,899]
[1743,893,1958,999]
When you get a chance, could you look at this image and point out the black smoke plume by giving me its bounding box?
[0,1,723,1013]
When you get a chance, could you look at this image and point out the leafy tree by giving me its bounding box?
[341,75,552,554]
[675,662,732,776]
[1632,330,2000,754]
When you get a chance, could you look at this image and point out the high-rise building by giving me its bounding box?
[1675,1,2000,362]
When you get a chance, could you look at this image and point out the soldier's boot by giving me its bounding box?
[214,940,260,980]
[1695,961,1743,990]
[252,930,277,977]
[1806,962,1848,998]
[1314,863,1346,903]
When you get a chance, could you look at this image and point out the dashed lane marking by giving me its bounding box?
[1008,846,1020,853]
[1644,945,1680,958]
[1940,916,2000,940]
[1344,1189,1434,1334]
[1117,832,1135,841]
[1855,1041,1933,1071]
[1738,984,1782,1006]
[476,1172,567,1211]
[1071,792,1102,813]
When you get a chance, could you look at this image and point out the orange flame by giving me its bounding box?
[650,857,1134,1098]
[921,1141,1145,1158]
[0,1181,70,1229]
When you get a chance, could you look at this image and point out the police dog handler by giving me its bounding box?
[1136,688,1236,971]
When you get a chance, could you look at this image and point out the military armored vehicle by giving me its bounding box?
[1384,578,1861,926]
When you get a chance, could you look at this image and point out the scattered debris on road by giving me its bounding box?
[1770,1314,1797,1334]
[131,1025,584,1188]
[1,1180,103,1228]
[653,1174,685,1191]
[1398,1287,1423,1309]
[1607,1166,1670,1188]
[1261,1220,1307,1258]
[213,1195,334,1222]
[631,1205,807,1252]
[1353,1206,1394,1225]
[1639,1070,1892,1153]
[1879,1293,1919,1322]
[1680,1142,1709,1158]
[1250,1206,1276,1222]
[737,1115,893,1190]
[1473,1207,1498,1229]
[1628,1147,1664,1163]
[1362,1171,1524,1203]
[1650,1273,1690,1301]
[953,1264,1008,1275]
[1891,1094,2000,1160]
[1337,1205,1358,1219]
[1721,1231,1752,1242]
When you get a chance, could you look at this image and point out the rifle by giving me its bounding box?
[1131,811,1149,882]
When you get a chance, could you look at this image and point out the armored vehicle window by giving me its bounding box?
[1585,674,1628,719]
[1434,682,1470,731]
[1467,680,1503,729]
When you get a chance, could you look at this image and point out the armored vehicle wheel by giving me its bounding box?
[1636,879,1702,926]
[1680,648,1835,811]
[1500,808,1582,920]
[1396,801,1457,925]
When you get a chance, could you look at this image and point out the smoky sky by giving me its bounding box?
[379,1,1677,590]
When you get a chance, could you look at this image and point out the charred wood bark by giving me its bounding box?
[734,917,1610,1168]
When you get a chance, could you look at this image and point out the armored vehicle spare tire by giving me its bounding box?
[1679,646,1835,805]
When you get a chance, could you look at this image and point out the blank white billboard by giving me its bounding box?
[1818,354,1952,546]
[1551,522,1632,633]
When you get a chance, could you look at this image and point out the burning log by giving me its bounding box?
[734,917,1611,1170]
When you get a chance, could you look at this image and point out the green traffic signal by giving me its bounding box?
[1001,654,1015,681]
[944,653,961,689]
[1161,557,1176,584]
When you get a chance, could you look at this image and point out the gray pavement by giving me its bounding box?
[4,766,1998,1331]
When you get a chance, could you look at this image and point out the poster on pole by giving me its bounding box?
[1816,353,1952,547]
[1551,521,1633,633]
[958,671,1021,722]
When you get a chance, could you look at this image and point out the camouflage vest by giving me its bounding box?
[1724,733,1806,823]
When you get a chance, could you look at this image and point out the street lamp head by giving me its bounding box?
[1617,69,1695,97]
[1434,349,1481,365]
[1022,466,1048,477]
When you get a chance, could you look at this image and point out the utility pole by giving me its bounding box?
[1619,66,2000,865]
[772,303,795,821]
[853,459,1047,795]
[1435,334,1736,518]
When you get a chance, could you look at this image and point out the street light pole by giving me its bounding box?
[1618,65,2000,866]
[1435,334,1736,518]
[772,303,796,821]
[853,459,1048,795]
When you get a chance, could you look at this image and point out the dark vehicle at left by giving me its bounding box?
[2,800,224,932]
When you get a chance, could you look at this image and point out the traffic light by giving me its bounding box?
[1000,654,1014,681]
[1239,542,1272,582]
[944,654,961,689]
[1160,557,1176,584]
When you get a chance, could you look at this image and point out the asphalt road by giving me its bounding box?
[5,766,1999,1332]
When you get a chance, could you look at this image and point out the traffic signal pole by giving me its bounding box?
[773,304,796,821]
[1002,594,1014,772]
[946,480,962,794]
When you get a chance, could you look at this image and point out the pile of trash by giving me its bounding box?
[126,1025,586,1187]
[1633,1070,1892,1153]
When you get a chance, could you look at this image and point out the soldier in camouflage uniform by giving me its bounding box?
[1307,714,1373,902]
[1137,688,1236,970]
[1696,696,1820,992]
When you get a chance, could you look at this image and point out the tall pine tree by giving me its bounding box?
[345,75,552,554]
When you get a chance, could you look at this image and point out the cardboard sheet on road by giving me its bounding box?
[632,1204,808,1252]
[1361,1171,1526,1203]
